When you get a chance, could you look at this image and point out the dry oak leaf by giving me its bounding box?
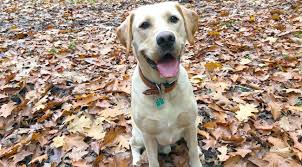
[263,152,301,167]
[271,72,292,82]
[13,150,33,165]
[107,152,131,167]
[247,155,269,166]
[67,115,92,133]
[72,160,90,167]
[229,148,252,158]
[190,74,205,84]
[286,105,302,112]
[267,101,282,120]
[292,148,302,161]
[217,145,229,161]
[204,62,223,72]
[239,58,252,65]
[100,108,124,120]
[84,123,105,140]
[279,116,291,131]
[289,130,302,152]
[0,102,16,118]
[29,154,48,164]
[100,126,126,149]
[117,135,130,150]
[52,136,65,148]
[72,93,100,108]
[63,135,89,152]
[68,147,88,161]
[202,139,217,150]
[267,136,291,156]
[224,155,248,167]
[235,103,258,122]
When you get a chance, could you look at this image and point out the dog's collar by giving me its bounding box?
[139,68,177,95]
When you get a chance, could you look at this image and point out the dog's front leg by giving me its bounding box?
[143,134,159,167]
[184,126,202,167]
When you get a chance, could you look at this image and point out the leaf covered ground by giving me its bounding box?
[0,0,302,166]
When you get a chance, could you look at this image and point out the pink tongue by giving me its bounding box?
[156,57,180,78]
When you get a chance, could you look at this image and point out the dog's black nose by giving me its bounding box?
[156,31,175,48]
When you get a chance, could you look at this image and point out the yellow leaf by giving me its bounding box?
[204,62,223,72]
[52,136,65,148]
[207,31,220,37]
[235,104,258,122]
[220,10,229,17]
[272,14,281,21]
[249,15,255,22]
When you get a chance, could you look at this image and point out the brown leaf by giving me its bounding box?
[267,101,282,120]
[224,155,248,167]
[107,153,131,167]
[0,102,16,118]
[100,126,126,149]
[29,154,48,164]
[289,130,302,152]
[13,150,33,165]
[68,147,88,161]
[263,152,301,167]
[72,160,90,167]
[63,135,89,152]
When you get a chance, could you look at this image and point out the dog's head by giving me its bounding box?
[117,2,198,79]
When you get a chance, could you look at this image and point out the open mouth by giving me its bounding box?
[141,51,180,78]
[156,53,180,78]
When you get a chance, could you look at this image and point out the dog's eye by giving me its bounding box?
[139,21,150,29]
[169,16,179,23]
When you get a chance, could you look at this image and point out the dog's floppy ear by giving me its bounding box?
[176,4,198,45]
[116,13,134,55]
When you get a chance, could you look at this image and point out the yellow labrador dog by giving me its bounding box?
[117,2,201,167]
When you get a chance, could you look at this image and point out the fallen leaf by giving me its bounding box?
[63,135,89,152]
[13,150,33,165]
[68,147,88,161]
[267,101,282,120]
[235,103,258,122]
[204,62,223,72]
[0,102,16,118]
[217,145,229,161]
[52,136,65,148]
[67,115,92,133]
[29,154,48,164]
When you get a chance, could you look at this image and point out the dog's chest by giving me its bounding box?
[136,99,197,145]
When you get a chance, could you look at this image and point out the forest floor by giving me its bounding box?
[0,0,302,166]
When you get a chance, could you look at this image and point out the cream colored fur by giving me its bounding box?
[117,2,201,167]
